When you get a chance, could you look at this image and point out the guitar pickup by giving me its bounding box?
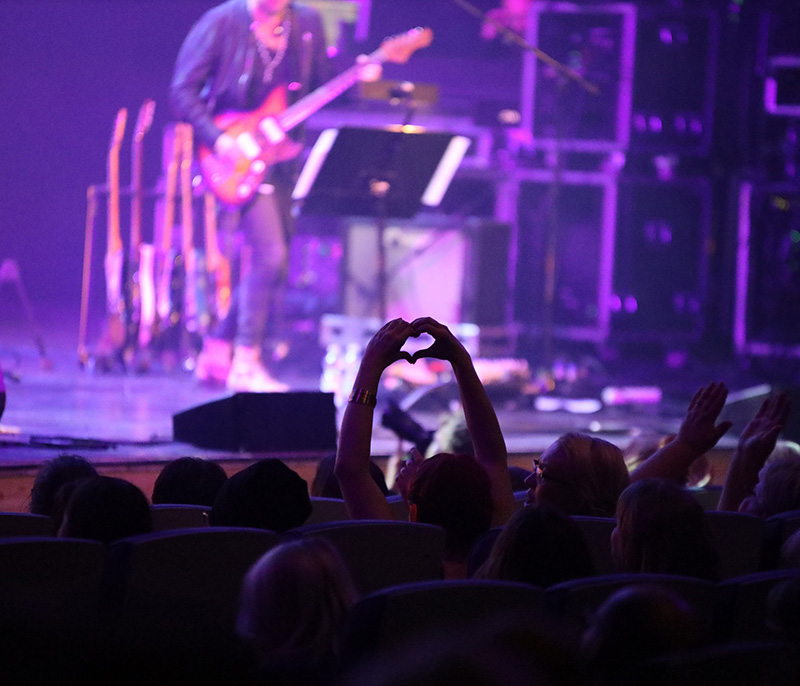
[259,117,286,144]
[235,132,262,159]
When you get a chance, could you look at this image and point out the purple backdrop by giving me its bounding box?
[0,1,217,319]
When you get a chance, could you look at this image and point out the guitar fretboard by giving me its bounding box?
[278,47,385,132]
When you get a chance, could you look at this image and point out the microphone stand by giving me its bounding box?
[451,0,599,401]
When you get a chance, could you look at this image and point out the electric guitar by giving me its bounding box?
[199,26,433,206]
[179,122,205,341]
[203,190,231,323]
[155,123,184,350]
[103,107,128,354]
[126,98,156,358]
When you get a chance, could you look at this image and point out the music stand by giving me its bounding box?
[293,126,470,318]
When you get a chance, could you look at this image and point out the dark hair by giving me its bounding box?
[614,479,719,581]
[210,459,311,532]
[237,538,357,663]
[476,504,594,587]
[30,454,98,517]
[59,476,152,544]
[152,457,228,506]
[582,585,706,677]
[409,453,493,560]
[311,454,389,499]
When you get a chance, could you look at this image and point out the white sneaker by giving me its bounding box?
[226,345,288,393]
[195,338,232,385]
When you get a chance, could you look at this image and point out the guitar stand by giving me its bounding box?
[0,258,53,371]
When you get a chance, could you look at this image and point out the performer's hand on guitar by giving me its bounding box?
[214,132,250,164]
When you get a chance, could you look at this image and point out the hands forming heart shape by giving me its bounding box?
[365,317,468,370]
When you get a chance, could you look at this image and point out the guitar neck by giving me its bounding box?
[107,148,123,256]
[130,146,144,257]
[277,46,386,133]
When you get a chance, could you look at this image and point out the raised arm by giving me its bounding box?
[334,319,414,520]
[718,392,790,512]
[409,317,515,526]
[630,382,732,483]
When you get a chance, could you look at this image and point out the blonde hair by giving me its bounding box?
[554,433,629,517]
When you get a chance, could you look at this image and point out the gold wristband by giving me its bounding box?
[348,388,377,408]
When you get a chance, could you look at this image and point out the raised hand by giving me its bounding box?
[677,382,733,455]
[394,446,425,505]
[737,392,791,472]
[409,317,469,366]
[718,391,791,512]
[362,317,415,372]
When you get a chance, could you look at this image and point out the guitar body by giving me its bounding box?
[198,86,301,206]
[196,28,434,207]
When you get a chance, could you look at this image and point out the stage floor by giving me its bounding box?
[0,304,784,511]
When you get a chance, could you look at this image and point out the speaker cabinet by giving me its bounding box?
[734,181,800,357]
[173,392,337,453]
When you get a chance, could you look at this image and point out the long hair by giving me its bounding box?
[476,504,594,587]
[237,538,357,663]
[554,433,629,517]
[614,479,719,581]
[409,453,493,560]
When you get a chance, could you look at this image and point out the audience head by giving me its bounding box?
[767,577,800,640]
[612,478,719,580]
[152,456,228,506]
[582,585,707,680]
[209,458,311,532]
[312,454,389,499]
[767,440,800,465]
[525,433,629,517]
[427,410,474,458]
[29,453,97,517]
[780,528,800,568]
[237,537,357,663]
[58,476,152,543]
[752,454,800,518]
[476,504,594,587]
[507,466,531,492]
[408,452,493,560]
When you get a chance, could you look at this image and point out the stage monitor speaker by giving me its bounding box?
[173,392,337,453]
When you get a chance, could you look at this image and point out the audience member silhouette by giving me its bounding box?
[582,585,708,685]
[624,432,711,488]
[311,454,389,499]
[766,577,800,641]
[426,409,474,458]
[743,454,800,517]
[612,478,719,581]
[152,456,228,507]
[334,317,515,578]
[475,504,595,587]
[237,537,357,686]
[29,453,98,518]
[628,382,733,485]
[210,458,311,532]
[58,476,152,543]
[523,433,629,517]
[719,392,791,513]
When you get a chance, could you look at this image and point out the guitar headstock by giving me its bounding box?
[109,107,128,153]
[133,99,156,142]
[380,27,433,64]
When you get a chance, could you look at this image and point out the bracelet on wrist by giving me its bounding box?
[348,387,377,408]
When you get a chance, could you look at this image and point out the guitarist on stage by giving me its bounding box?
[170,0,336,392]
